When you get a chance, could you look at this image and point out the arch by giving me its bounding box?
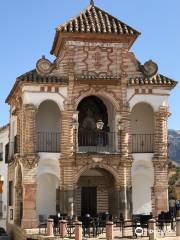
[131,102,154,135]
[37,158,60,180]
[36,100,61,152]
[131,101,154,113]
[37,98,63,112]
[74,90,119,112]
[75,164,119,185]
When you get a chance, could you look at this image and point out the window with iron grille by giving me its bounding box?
[9,181,13,206]
[0,194,2,219]
[0,143,3,161]
[5,143,9,164]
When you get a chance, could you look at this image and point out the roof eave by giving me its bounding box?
[50,31,140,57]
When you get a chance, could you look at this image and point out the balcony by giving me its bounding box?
[78,131,117,153]
[131,134,154,153]
[37,132,61,152]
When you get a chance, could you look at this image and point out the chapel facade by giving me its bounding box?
[6,1,177,229]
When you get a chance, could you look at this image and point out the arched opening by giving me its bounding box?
[36,173,60,218]
[75,168,115,217]
[131,102,154,153]
[36,100,61,152]
[77,95,116,153]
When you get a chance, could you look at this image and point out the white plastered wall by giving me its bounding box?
[132,154,154,214]
[127,89,170,112]
[36,153,60,218]
[0,126,9,229]
[22,85,67,110]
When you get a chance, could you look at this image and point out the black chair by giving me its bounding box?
[139,214,152,236]
[156,211,174,232]
[38,214,47,234]
[82,214,94,238]
[0,228,7,236]
[49,215,59,234]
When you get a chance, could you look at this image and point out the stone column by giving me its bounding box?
[14,185,23,226]
[153,106,170,215]
[21,183,38,229]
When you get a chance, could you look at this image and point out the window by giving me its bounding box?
[0,143,3,161]
[5,143,9,164]
[0,197,2,219]
[9,181,13,206]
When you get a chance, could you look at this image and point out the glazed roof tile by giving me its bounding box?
[56,4,140,35]
[128,74,177,87]
[17,69,68,84]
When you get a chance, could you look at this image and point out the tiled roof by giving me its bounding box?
[128,74,177,87]
[0,124,9,133]
[17,69,68,84]
[56,4,140,35]
[6,70,68,103]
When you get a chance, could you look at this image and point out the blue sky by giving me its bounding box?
[0,0,180,129]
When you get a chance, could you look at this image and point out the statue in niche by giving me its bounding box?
[81,109,97,131]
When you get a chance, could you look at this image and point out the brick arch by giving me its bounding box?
[74,89,120,112]
[37,99,63,112]
[130,100,155,112]
[131,101,154,112]
[75,163,119,186]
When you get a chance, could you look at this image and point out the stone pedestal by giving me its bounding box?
[106,221,113,240]
[60,220,67,239]
[148,219,156,240]
[75,221,82,240]
[21,183,38,229]
[47,219,54,237]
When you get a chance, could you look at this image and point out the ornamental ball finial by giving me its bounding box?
[90,0,95,6]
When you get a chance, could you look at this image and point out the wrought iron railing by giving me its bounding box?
[78,131,117,153]
[37,132,61,152]
[0,200,3,219]
[131,134,154,153]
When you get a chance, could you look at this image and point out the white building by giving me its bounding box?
[0,124,9,229]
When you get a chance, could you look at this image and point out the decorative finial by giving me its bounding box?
[90,0,94,6]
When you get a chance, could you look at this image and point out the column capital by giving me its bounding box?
[155,106,170,118]
[152,157,168,169]
[20,153,39,169]
[23,103,37,111]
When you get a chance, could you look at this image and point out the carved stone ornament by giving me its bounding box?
[21,154,39,169]
[36,55,54,75]
[143,60,158,77]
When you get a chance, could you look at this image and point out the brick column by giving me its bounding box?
[118,104,133,219]
[60,110,74,158]
[22,104,37,154]
[116,161,132,220]
[153,106,170,215]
